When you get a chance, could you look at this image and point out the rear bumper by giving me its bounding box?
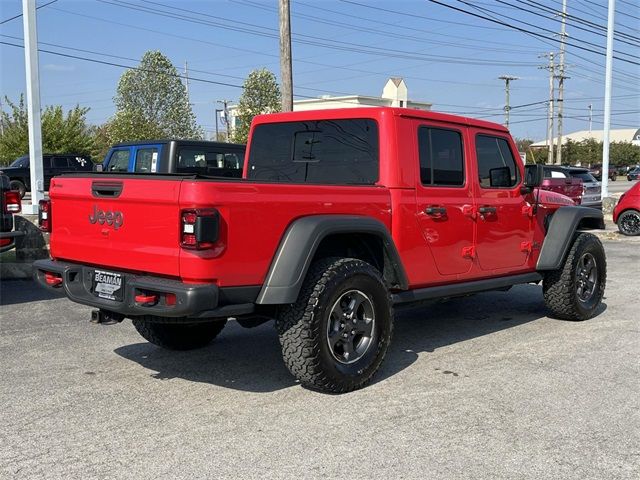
[33,259,256,319]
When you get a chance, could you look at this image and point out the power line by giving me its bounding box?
[0,0,58,25]
[425,0,640,66]
[98,0,541,67]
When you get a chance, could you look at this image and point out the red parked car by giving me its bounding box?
[613,182,640,236]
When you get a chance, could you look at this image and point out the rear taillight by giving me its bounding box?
[4,191,21,214]
[180,208,219,250]
[39,200,51,232]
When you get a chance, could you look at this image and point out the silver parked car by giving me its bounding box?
[566,167,602,209]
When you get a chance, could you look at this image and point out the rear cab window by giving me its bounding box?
[177,148,243,177]
[247,119,378,184]
[475,135,520,188]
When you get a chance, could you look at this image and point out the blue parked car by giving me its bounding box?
[101,140,245,177]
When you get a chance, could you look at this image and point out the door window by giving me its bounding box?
[418,127,464,186]
[134,148,158,173]
[475,135,520,188]
[107,150,130,172]
[52,157,70,168]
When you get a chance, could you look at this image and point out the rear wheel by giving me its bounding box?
[132,318,227,350]
[543,233,606,320]
[276,257,393,393]
[618,209,640,236]
[9,180,26,199]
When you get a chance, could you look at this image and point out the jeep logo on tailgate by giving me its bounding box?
[89,205,124,229]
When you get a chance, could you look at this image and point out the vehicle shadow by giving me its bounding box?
[0,279,63,306]
[114,284,606,394]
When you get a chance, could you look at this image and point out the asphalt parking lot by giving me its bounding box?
[1,237,639,479]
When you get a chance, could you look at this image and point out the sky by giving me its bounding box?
[0,0,638,142]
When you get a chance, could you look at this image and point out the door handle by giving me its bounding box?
[425,206,447,216]
[478,206,497,214]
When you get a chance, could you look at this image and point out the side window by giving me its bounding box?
[52,157,69,168]
[418,127,464,186]
[134,148,157,173]
[107,150,130,172]
[475,135,520,188]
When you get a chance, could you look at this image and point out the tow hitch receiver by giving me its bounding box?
[91,309,125,325]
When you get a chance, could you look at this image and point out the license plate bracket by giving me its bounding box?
[92,269,124,301]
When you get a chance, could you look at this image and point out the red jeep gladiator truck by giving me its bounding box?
[34,107,606,393]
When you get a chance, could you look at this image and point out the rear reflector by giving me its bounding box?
[39,200,51,232]
[0,238,11,248]
[4,191,21,214]
[135,293,158,305]
[44,272,63,287]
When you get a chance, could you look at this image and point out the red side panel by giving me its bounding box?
[178,181,392,285]
[49,177,182,277]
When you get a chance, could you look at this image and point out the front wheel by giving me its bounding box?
[543,233,606,320]
[618,210,640,236]
[276,258,393,393]
[132,318,227,350]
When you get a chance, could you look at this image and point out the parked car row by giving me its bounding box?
[541,166,602,209]
[627,167,640,181]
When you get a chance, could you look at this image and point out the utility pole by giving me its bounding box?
[539,53,555,165]
[217,100,230,141]
[184,61,190,105]
[602,0,616,199]
[588,104,593,132]
[279,0,293,111]
[215,108,223,141]
[22,0,44,215]
[498,75,518,129]
[556,0,568,165]
[0,97,4,135]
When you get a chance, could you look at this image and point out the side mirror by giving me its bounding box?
[524,164,543,188]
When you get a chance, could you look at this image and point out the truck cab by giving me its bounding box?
[102,140,245,178]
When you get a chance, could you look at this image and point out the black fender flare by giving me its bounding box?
[256,215,408,305]
[537,206,605,271]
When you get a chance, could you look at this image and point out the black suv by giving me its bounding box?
[1,153,93,198]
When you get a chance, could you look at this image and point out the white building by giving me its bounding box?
[530,128,640,148]
[227,78,431,136]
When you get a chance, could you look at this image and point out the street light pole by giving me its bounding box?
[601,0,616,199]
[22,0,44,215]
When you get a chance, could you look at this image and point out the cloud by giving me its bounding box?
[43,63,76,72]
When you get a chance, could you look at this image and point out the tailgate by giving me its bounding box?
[49,176,183,277]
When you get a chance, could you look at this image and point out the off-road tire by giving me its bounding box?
[276,257,393,393]
[9,180,26,199]
[617,209,640,236]
[132,318,227,350]
[543,233,606,321]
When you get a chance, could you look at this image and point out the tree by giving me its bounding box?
[231,68,281,143]
[108,50,203,142]
[0,95,94,165]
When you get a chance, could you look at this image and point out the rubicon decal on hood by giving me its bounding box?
[89,205,124,229]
